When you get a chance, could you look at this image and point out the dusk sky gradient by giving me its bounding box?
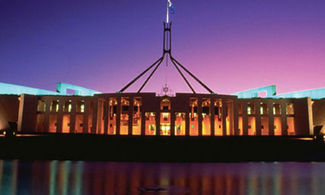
[1,0,325,94]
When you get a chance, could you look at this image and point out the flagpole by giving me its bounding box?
[166,0,169,23]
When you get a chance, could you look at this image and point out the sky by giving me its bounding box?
[0,0,325,94]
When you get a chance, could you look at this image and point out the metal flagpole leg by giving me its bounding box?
[137,57,164,93]
[118,57,164,93]
[170,57,196,94]
[171,57,215,94]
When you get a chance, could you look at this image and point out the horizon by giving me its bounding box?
[1,0,324,94]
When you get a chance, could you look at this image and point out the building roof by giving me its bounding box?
[0,82,100,96]
[233,85,325,99]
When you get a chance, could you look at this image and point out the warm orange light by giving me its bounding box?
[248,117,256,135]
[145,112,156,135]
[274,117,282,135]
[175,112,185,136]
[238,116,243,135]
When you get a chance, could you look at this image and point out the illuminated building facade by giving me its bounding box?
[1,81,325,136]
[5,91,316,136]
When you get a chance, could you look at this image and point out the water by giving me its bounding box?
[0,160,325,195]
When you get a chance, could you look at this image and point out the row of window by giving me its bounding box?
[37,100,85,113]
[238,116,295,136]
[37,112,295,136]
[239,102,294,115]
[38,99,295,116]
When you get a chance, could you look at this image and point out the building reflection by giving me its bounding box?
[0,160,18,195]
[0,160,325,194]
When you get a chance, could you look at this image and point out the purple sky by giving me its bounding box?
[1,0,325,94]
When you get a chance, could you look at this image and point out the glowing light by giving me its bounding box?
[0,82,100,96]
[234,85,325,100]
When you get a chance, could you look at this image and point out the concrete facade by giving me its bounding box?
[313,99,325,133]
[1,93,316,136]
[0,95,19,130]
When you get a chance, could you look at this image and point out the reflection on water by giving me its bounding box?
[0,160,325,194]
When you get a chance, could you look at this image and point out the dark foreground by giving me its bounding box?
[0,134,325,161]
[2,161,325,194]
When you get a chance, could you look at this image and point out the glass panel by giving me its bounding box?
[247,102,255,115]
[160,98,171,111]
[88,101,93,133]
[97,99,105,134]
[274,117,282,135]
[260,102,268,115]
[62,114,70,133]
[248,116,256,135]
[202,98,211,136]
[81,104,85,113]
[160,112,170,136]
[120,97,129,135]
[108,98,117,135]
[238,116,243,136]
[160,98,171,136]
[226,101,233,135]
[63,100,71,112]
[75,114,83,133]
[273,103,281,115]
[145,112,156,135]
[50,100,59,112]
[189,98,198,136]
[132,98,142,135]
[214,99,223,136]
[49,114,57,133]
[76,100,85,113]
[37,100,46,112]
[175,112,186,136]
[287,117,295,135]
[261,116,269,135]
[286,103,294,115]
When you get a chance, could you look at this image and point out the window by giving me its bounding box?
[75,114,84,133]
[274,117,282,135]
[49,114,57,133]
[260,102,268,115]
[132,97,142,135]
[238,116,243,135]
[37,100,46,112]
[108,98,117,135]
[76,100,85,113]
[63,100,71,112]
[261,117,269,135]
[145,112,156,135]
[160,98,171,111]
[248,116,256,135]
[50,100,59,112]
[214,99,223,136]
[287,117,295,135]
[286,103,294,115]
[247,103,255,115]
[273,103,281,115]
[120,97,129,135]
[62,114,70,133]
[189,98,198,136]
[160,112,170,136]
[175,112,186,136]
[80,104,85,113]
[160,99,171,136]
[202,98,211,136]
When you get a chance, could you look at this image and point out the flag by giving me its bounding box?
[168,0,175,14]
